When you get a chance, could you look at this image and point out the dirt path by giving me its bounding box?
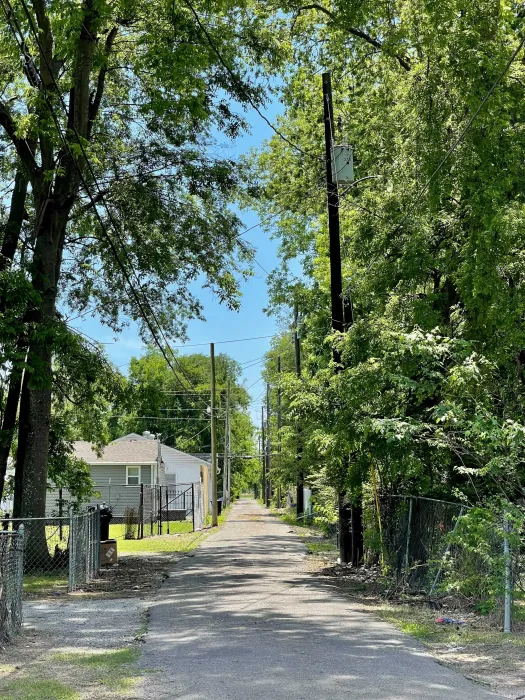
[139,499,505,699]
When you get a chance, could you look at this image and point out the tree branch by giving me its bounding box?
[292,4,411,71]
[88,26,118,139]
[0,101,38,178]
[31,0,55,88]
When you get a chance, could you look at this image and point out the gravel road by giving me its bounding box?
[139,499,504,699]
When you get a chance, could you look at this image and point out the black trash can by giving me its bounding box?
[100,504,113,541]
[217,498,223,516]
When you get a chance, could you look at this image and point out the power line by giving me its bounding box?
[182,0,320,162]
[240,355,265,366]
[246,376,264,391]
[171,334,274,348]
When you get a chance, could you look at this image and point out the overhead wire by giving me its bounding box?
[181,0,321,162]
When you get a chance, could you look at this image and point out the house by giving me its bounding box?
[45,434,213,518]
[114,434,214,513]
[45,435,164,518]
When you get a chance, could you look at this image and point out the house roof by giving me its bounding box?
[75,434,213,469]
[73,439,158,464]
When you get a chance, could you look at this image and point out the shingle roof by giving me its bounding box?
[73,439,158,464]
[113,434,213,468]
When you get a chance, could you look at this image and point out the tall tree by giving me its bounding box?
[250,1,525,523]
[0,0,282,524]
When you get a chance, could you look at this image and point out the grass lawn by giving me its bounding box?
[23,573,68,597]
[117,530,208,554]
[0,679,80,700]
[118,505,231,555]
[109,520,193,541]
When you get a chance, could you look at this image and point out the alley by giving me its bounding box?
[140,500,503,699]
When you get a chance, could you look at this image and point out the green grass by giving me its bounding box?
[23,573,68,596]
[118,529,208,554]
[109,520,193,541]
[279,509,310,528]
[305,541,337,553]
[377,605,525,646]
[52,648,141,692]
[0,679,80,700]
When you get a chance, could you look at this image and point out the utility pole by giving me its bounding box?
[322,71,356,565]
[265,382,271,507]
[294,302,304,516]
[223,379,230,506]
[261,405,266,502]
[210,343,218,527]
[227,378,231,505]
[277,356,282,509]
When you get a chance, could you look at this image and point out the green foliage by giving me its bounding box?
[441,503,524,605]
[114,349,259,493]
[251,0,525,501]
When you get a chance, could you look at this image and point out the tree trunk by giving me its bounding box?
[16,205,68,568]
[0,169,28,274]
[12,370,29,519]
[0,169,29,502]
[0,367,24,504]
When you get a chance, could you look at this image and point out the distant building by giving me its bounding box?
[45,434,213,518]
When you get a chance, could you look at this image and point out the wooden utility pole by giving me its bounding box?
[277,356,282,509]
[294,302,304,516]
[210,342,218,526]
[265,382,271,507]
[322,71,355,564]
[226,378,231,505]
[261,405,266,502]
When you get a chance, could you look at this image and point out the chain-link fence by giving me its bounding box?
[2,510,100,593]
[376,495,466,590]
[0,527,24,642]
[5,517,70,575]
[69,509,100,592]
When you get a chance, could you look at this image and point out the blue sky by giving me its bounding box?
[69,103,283,425]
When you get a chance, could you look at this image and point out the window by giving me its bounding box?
[126,466,140,486]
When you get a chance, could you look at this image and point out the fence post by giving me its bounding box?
[68,507,75,593]
[96,505,101,571]
[139,484,144,540]
[58,488,63,541]
[504,513,512,634]
[165,488,169,535]
[158,486,163,536]
[192,484,196,531]
[17,524,24,628]
[404,497,413,573]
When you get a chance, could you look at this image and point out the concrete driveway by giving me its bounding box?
[140,499,504,699]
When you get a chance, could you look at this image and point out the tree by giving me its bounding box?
[250,2,525,535]
[114,349,259,492]
[0,0,283,523]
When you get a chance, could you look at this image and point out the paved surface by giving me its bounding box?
[140,499,503,699]
[24,598,142,650]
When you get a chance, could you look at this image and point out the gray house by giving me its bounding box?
[46,436,166,517]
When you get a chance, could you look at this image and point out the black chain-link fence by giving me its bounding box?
[377,496,466,590]
[0,528,24,642]
[5,517,70,575]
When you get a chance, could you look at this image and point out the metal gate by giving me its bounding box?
[158,485,202,533]
[140,483,204,537]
